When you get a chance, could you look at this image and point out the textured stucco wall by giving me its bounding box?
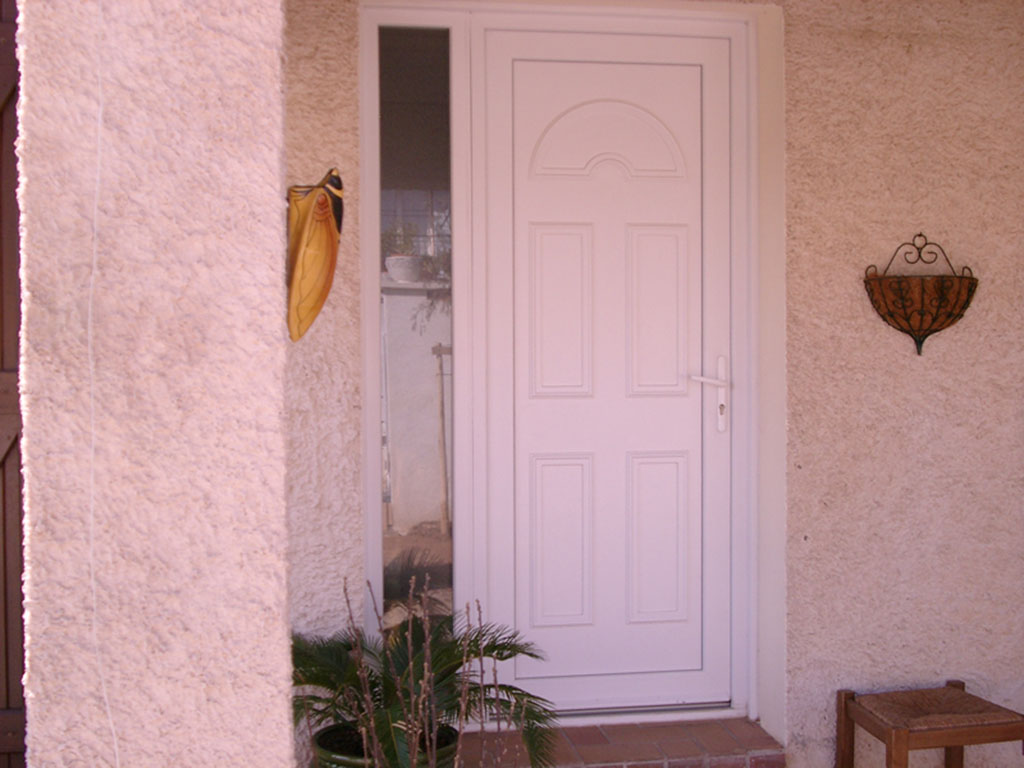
[784,1,1024,766]
[18,2,293,765]
[282,1,1024,767]
[284,0,364,636]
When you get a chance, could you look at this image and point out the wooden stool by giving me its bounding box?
[836,680,1024,768]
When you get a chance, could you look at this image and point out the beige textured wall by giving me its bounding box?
[18,1,293,765]
[284,0,364,636]
[784,0,1024,765]
[282,1,1024,767]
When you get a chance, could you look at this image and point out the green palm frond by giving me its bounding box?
[292,632,358,726]
[293,602,558,767]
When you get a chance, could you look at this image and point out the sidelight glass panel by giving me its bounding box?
[378,27,452,621]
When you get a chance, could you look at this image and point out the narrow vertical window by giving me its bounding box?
[378,27,452,618]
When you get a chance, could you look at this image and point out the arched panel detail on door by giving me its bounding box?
[529,99,687,179]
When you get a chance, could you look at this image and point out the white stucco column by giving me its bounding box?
[17,1,292,765]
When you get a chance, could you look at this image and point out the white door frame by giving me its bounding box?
[359,0,785,729]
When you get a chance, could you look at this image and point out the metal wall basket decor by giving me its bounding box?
[864,233,978,355]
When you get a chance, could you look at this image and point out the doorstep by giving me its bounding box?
[459,717,785,767]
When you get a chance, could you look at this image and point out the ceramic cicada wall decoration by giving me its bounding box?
[287,168,344,341]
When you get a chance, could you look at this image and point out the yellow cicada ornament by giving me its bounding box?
[287,168,344,341]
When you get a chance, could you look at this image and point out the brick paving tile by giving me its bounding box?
[459,735,528,767]
[721,719,782,750]
[548,732,584,767]
[600,724,648,743]
[575,741,664,765]
[658,738,705,760]
[708,757,748,768]
[461,751,530,767]
[462,730,583,767]
[541,719,785,768]
[665,758,705,768]
[680,723,745,755]
[636,723,707,742]
[565,726,612,747]
[749,754,786,768]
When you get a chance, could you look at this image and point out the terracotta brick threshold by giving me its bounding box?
[460,717,785,767]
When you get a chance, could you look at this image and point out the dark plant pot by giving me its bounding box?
[313,723,459,768]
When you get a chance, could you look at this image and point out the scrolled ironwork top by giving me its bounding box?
[864,233,972,278]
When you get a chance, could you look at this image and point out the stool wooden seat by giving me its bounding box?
[836,680,1024,768]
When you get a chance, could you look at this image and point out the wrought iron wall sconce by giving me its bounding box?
[864,233,978,355]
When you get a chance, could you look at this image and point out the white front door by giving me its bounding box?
[478,22,735,711]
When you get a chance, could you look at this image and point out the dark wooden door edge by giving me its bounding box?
[0,708,23,752]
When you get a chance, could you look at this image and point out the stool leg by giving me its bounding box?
[944,680,966,767]
[836,690,855,768]
[886,728,909,768]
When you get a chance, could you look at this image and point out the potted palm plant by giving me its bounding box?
[293,597,557,768]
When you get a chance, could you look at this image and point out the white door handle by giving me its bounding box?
[690,375,729,388]
[689,356,729,432]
